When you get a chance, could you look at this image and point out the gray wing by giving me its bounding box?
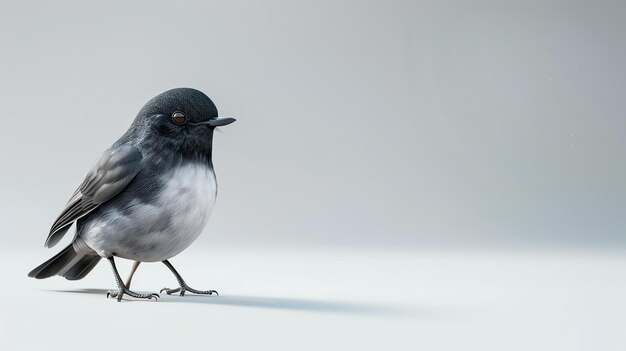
[44,144,143,248]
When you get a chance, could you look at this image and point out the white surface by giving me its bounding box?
[2,247,625,350]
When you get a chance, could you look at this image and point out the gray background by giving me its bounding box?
[0,0,624,250]
[1,2,625,350]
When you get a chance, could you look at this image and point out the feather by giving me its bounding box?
[45,145,143,248]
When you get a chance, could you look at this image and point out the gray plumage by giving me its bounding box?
[46,145,142,248]
[28,88,235,300]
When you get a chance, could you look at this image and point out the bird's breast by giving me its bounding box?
[80,162,218,261]
[153,163,217,256]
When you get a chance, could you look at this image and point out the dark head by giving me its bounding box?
[124,88,235,160]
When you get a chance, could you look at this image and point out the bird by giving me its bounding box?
[28,88,236,301]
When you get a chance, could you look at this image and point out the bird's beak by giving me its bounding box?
[204,117,236,127]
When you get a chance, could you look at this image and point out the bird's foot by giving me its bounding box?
[106,287,159,302]
[160,283,218,296]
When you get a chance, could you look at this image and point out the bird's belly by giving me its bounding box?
[81,164,217,262]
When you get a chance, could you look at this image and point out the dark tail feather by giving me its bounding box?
[63,255,101,280]
[28,244,76,279]
[28,241,100,280]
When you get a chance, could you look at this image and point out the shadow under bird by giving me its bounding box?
[28,88,236,301]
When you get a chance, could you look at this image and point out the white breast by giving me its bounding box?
[153,163,217,259]
[81,163,217,261]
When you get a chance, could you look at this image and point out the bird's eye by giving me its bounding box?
[171,112,187,125]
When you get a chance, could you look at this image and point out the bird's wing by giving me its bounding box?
[44,144,143,248]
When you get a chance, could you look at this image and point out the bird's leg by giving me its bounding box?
[160,259,218,296]
[124,261,141,289]
[106,257,158,301]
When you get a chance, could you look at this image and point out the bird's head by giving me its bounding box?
[129,88,236,159]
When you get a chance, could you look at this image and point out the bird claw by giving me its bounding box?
[149,293,160,301]
[106,288,159,301]
[160,285,218,296]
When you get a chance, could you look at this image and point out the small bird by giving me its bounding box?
[28,88,236,301]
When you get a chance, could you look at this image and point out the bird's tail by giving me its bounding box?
[28,237,101,280]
